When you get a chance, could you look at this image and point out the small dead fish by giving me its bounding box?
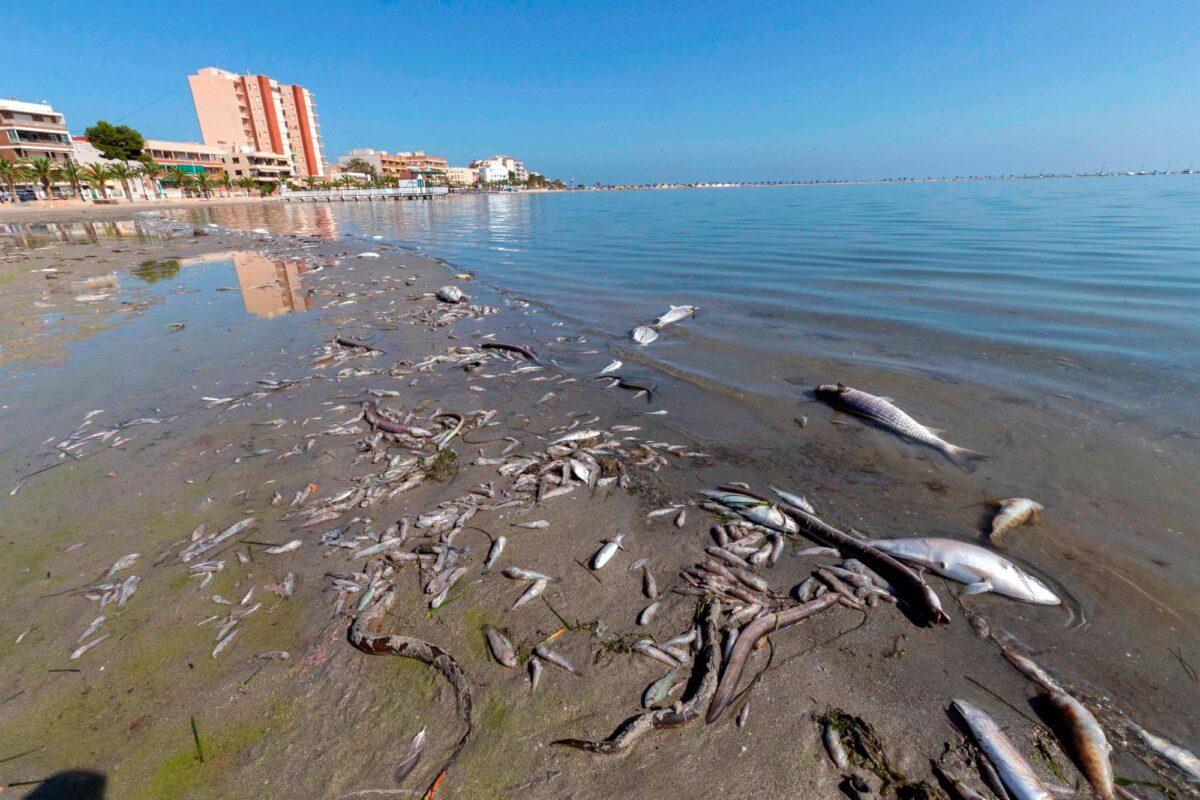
[212,629,238,658]
[78,616,106,643]
[647,506,682,519]
[511,578,548,609]
[674,509,686,528]
[633,640,679,668]
[395,729,425,783]
[824,722,849,769]
[264,539,302,554]
[528,657,543,692]
[736,700,751,728]
[105,553,140,577]
[534,645,578,674]
[770,485,816,515]
[503,566,558,582]
[484,626,517,667]
[116,575,140,608]
[1130,722,1200,784]
[591,532,626,569]
[483,536,506,571]
[631,325,659,345]
[642,567,658,599]
[653,304,697,328]
[70,634,109,660]
[953,699,1052,800]
[512,520,549,529]
[642,670,677,708]
[598,360,622,376]
[990,498,1045,541]
[638,601,661,625]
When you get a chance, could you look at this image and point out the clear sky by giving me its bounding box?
[8,1,1199,183]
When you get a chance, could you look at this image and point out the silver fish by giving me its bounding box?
[631,325,659,345]
[815,383,983,464]
[212,628,238,658]
[632,640,679,668]
[642,670,677,708]
[105,553,140,577]
[69,634,109,660]
[769,485,816,515]
[953,699,1052,800]
[591,532,625,569]
[873,538,1059,604]
[264,539,302,554]
[78,616,106,643]
[180,517,257,562]
[638,601,661,625]
[116,575,140,607]
[511,578,548,609]
[512,520,549,529]
[824,722,849,769]
[642,567,658,599]
[528,657,543,692]
[503,566,558,582]
[483,536,506,571]
[990,498,1045,541]
[653,304,697,328]
[534,645,577,674]
[598,360,622,376]
[1130,722,1200,783]
[484,626,517,667]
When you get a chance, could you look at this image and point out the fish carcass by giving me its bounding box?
[871,538,1059,604]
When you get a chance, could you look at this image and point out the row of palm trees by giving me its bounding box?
[0,154,274,203]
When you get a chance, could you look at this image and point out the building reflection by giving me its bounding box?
[234,252,312,317]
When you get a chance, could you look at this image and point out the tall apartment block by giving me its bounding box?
[187,67,324,178]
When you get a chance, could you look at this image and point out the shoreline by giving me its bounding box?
[0,214,1195,799]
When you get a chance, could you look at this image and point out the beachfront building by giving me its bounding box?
[471,155,527,184]
[446,166,479,187]
[0,98,73,165]
[188,67,325,179]
[338,148,448,182]
[142,139,226,176]
[220,147,293,185]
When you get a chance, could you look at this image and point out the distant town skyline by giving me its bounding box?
[8,1,1199,184]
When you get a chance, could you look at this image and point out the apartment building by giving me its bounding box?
[338,148,448,179]
[188,67,324,178]
[220,147,293,184]
[446,166,478,186]
[0,98,73,164]
[470,155,527,183]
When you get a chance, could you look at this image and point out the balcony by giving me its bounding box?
[0,116,66,131]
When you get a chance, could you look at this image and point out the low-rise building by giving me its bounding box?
[143,139,226,175]
[470,155,527,184]
[338,148,448,179]
[221,147,292,184]
[0,98,73,164]
[446,166,478,186]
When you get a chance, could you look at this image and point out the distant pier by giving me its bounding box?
[282,186,449,202]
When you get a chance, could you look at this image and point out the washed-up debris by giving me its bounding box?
[989,498,1044,541]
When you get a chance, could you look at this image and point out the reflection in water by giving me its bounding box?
[180,203,340,239]
[132,259,182,283]
[233,252,312,317]
[0,220,158,247]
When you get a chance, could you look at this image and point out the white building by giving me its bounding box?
[471,155,527,184]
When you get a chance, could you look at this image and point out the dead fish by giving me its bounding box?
[512,520,549,529]
[528,656,543,692]
[653,304,697,328]
[511,578,548,609]
[105,553,140,577]
[647,506,683,519]
[674,509,686,528]
[736,700,751,728]
[116,575,140,607]
[395,728,425,783]
[770,485,816,515]
[824,721,849,769]
[598,360,622,376]
[435,285,465,303]
[534,645,577,674]
[815,383,985,466]
[78,616,106,643]
[642,567,658,599]
[70,634,109,660]
[212,628,238,658]
[591,532,625,569]
[990,498,1045,541]
[484,626,517,667]
[483,536,506,571]
[632,640,679,668]
[180,517,257,562]
[631,325,659,345]
[1129,722,1200,783]
[1043,688,1114,800]
[642,670,677,708]
[264,539,302,554]
[953,699,1052,800]
[872,538,1059,604]
[503,566,558,582]
[931,762,989,800]
[638,601,661,625]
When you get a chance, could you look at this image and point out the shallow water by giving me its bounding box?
[176,181,1200,720]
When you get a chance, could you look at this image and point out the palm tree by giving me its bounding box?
[193,171,214,199]
[137,157,164,199]
[216,170,233,197]
[235,177,257,196]
[109,162,135,201]
[304,175,317,190]
[26,157,61,200]
[0,159,29,202]
[81,163,114,200]
[166,166,193,198]
[58,161,86,202]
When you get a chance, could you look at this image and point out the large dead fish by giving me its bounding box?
[990,498,1044,541]
[652,305,697,328]
[872,538,1059,605]
[1130,722,1200,783]
[815,383,984,466]
[952,699,1052,800]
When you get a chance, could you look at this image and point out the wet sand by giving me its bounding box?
[0,211,1196,800]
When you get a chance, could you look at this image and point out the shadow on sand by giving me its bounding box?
[22,770,106,800]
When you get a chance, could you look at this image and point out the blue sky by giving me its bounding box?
[9,1,1199,183]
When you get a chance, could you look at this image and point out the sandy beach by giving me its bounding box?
[0,206,1195,800]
